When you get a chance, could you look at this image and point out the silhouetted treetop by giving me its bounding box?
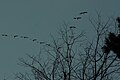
[102,17,120,58]
[116,17,120,29]
[102,32,120,58]
[116,17,120,23]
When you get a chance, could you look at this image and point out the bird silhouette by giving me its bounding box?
[73,17,81,20]
[69,26,76,28]
[1,34,8,36]
[32,39,37,41]
[73,17,77,19]
[1,33,48,46]
[80,11,88,15]
[14,35,18,38]
[39,41,45,44]
[46,43,51,46]
[23,36,29,38]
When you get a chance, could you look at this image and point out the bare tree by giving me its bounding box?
[2,12,120,80]
[79,12,120,80]
[13,22,85,80]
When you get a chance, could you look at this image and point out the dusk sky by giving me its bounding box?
[0,0,120,79]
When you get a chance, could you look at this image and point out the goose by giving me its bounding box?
[73,17,81,20]
[70,26,76,28]
[80,11,88,14]
[14,35,18,38]
[40,41,45,44]
[1,34,8,36]
[23,36,29,38]
[32,39,37,41]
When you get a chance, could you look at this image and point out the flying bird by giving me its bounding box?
[40,41,45,44]
[70,26,76,28]
[32,39,37,41]
[14,35,18,38]
[1,34,8,36]
[73,17,76,19]
[46,43,51,46]
[73,17,81,20]
[23,36,29,38]
[80,11,88,15]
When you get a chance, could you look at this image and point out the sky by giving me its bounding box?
[0,0,120,79]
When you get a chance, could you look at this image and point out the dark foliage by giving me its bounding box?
[116,17,120,23]
[116,17,120,28]
[102,17,120,58]
[102,32,120,58]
